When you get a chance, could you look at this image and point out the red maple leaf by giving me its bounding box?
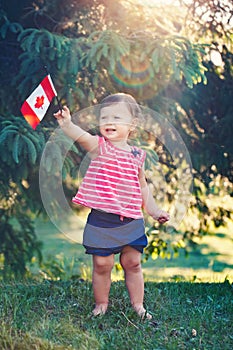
[34,95,45,109]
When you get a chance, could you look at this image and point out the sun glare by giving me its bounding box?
[135,0,180,6]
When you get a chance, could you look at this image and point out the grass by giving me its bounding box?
[0,279,232,350]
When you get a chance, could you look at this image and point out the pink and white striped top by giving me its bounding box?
[72,136,146,219]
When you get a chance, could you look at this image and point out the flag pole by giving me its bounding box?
[43,66,63,112]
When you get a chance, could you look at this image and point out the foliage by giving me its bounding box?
[181,0,233,39]
[161,46,232,246]
[0,1,208,110]
[0,113,81,278]
[0,210,43,279]
[0,280,232,349]
[142,1,233,259]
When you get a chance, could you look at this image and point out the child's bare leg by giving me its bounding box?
[92,254,114,315]
[120,246,152,319]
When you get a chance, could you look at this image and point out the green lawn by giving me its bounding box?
[0,279,232,350]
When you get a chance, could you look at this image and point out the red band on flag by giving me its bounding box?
[21,101,41,129]
[41,75,57,101]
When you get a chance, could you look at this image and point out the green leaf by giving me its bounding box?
[21,134,38,165]
[0,21,10,39]
[0,129,17,146]
[9,22,23,34]
[12,133,20,164]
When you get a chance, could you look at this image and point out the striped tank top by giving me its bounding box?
[72,136,146,219]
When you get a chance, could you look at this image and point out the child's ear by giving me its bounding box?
[130,118,138,131]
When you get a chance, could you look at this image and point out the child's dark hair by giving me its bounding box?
[100,93,142,119]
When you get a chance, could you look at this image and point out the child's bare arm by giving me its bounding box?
[54,106,98,152]
[139,167,169,224]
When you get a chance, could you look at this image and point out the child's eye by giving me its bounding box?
[114,116,120,119]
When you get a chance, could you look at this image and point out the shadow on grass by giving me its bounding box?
[189,246,233,271]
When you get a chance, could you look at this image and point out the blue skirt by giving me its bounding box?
[83,209,147,256]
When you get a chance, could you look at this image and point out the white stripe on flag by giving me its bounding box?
[26,85,50,121]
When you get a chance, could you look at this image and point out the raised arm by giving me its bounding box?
[54,106,98,153]
[139,167,169,224]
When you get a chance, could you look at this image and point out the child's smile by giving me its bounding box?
[105,126,117,133]
[99,102,135,143]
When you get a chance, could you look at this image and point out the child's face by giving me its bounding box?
[99,102,136,142]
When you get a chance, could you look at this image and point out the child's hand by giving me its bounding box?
[54,105,71,128]
[153,210,170,224]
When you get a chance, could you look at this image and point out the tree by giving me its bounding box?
[181,0,233,39]
[143,0,233,256]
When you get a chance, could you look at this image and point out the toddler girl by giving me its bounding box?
[54,93,169,319]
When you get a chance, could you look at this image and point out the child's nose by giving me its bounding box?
[105,116,114,124]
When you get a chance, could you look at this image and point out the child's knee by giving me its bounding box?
[120,253,141,272]
[93,255,114,274]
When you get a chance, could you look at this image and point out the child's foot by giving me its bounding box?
[133,305,152,320]
[92,303,108,316]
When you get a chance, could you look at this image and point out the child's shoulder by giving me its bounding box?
[131,146,146,164]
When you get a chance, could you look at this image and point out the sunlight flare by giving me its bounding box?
[134,0,181,6]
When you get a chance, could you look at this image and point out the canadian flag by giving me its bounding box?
[21,75,57,129]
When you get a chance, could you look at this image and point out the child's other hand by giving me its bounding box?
[54,105,71,128]
[153,210,170,224]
